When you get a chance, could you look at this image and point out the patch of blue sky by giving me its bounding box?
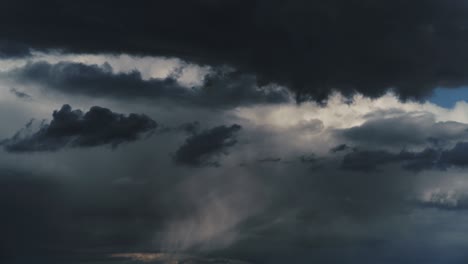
[429,87,468,108]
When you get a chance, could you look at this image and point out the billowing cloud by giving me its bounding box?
[3,3,468,261]
[1,104,157,152]
[174,124,242,167]
[2,92,468,263]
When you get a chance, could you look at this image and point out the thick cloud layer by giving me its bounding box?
[2,94,468,263]
[174,124,242,167]
[7,61,290,108]
[0,40,31,58]
[2,1,468,100]
[1,104,157,152]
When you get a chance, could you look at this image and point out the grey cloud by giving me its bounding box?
[7,61,291,108]
[336,113,468,148]
[299,154,318,164]
[341,149,401,172]
[1,104,157,152]
[0,164,182,263]
[340,142,468,172]
[1,121,467,264]
[173,124,242,167]
[178,121,201,135]
[330,144,351,153]
[440,141,468,167]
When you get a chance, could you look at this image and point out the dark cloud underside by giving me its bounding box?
[1,104,157,152]
[2,1,468,100]
[7,61,290,108]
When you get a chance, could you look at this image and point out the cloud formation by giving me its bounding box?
[7,61,291,108]
[340,142,468,172]
[174,124,242,167]
[1,104,157,152]
[2,1,468,100]
[2,93,468,263]
[336,113,468,148]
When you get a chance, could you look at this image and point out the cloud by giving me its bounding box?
[174,124,242,167]
[336,112,468,148]
[0,164,182,262]
[178,121,201,135]
[6,61,291,108]
[9,87,32,100]
[1,104,157,152]
[330,144,351,153]
[340,142,468,172]
[2,83,468,263]
[0,40,31,58]
[419,189,468,210]
[440,142,468,167]
[2,1,468,100]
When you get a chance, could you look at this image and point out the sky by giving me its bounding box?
[430,87,468,108]
[1,1,468,264]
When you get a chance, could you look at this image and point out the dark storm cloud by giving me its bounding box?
[336,113,468,148]
[1,104,157,152]
[340,142,468,172]
[0,40,31,58]
[0,166,180,263]
[0,169,64,259]
[7,61,291,108]
[178,121,201,135]
[174,124,242,167]
[2,1,468,100]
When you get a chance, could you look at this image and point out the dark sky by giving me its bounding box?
[2,1,468,264]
